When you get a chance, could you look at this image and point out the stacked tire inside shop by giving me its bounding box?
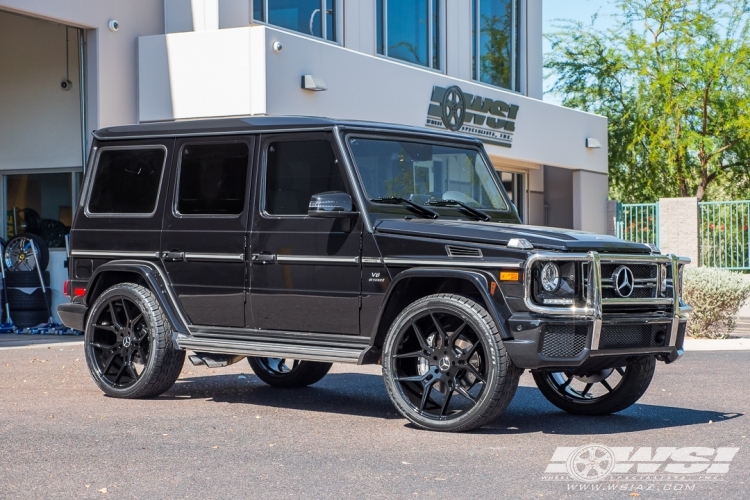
[3,233,51,329]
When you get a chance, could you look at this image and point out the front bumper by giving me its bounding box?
[503,251,690,371]
[503,313,687,370]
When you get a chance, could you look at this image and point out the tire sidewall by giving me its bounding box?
[382,295,502,431]
[84,284,163,398]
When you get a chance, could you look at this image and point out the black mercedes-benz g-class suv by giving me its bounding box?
[59,116,689,432]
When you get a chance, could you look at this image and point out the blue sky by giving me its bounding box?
[542,0,619,102]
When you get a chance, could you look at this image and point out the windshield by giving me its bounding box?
[348,137,508,211]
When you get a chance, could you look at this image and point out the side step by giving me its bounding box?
[176,334,367,364]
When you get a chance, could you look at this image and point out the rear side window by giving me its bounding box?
[177,142,249,215]
[265,140,346,215]
[88,147,166,215]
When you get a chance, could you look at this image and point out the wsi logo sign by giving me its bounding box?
[544,444,739,483]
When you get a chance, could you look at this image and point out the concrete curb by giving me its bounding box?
[683,338,750,351]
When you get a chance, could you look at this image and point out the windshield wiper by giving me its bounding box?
[426,199,491,221]
[369,197,439,219]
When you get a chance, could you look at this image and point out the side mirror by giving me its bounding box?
[308,191,359,219]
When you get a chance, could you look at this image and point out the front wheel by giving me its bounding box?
[84,283,185,398]
[247,357,332,388]
[532,356,656,416]
[382,294,521,432]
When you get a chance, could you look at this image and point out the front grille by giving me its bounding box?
[602,286,657,300]
[601,263,657,280]
[598,323,670,350]
[541,324,588,358]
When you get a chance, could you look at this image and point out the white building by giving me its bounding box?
[0,0,609,318]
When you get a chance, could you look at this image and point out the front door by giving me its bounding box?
[249,133,361,334]
[161,137,254,327]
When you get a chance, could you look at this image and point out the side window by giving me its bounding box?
[265,140,347,215]
[177,142,249,215]
[88,147,166,215]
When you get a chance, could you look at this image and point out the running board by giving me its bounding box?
[176,334,367,364]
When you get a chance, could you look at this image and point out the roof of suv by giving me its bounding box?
[93,115,482,144]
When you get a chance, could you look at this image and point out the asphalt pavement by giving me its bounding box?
[1,342,748,499]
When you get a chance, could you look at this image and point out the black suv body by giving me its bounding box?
[59,116,689,432]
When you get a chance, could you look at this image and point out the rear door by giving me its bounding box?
[160,137,254,327]
[248,133,362,334]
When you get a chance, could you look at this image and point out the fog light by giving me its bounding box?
[540,262,560,292]
[654,330,666,346]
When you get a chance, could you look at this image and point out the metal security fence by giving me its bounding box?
[699,201,750,270]
[615,203,659,248]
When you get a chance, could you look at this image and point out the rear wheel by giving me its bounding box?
[84,283,185,398]
[382,294,521,432]
[247,357,332,388]
[532,356,656,415]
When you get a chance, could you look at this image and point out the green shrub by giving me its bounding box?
[682,267,750,339]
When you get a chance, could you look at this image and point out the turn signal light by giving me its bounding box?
[63,280,69,296]
[499,271,520,281]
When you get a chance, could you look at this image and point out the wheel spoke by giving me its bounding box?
[615,366,626,376]
[455,386,477,404]
[560,375,573,389]
[113,363,127,384]
[125,362,139,381]
[460,341,480,361]
[393,351,425,359]
[94,324,116,332]
[447,321,467,344]
[463,364,486,384]
[121,298,131,323]
[419,380,436,411]
[581,383,594,397]
[90,342,113,350]
[395,374,429,383]
[439,387,454,416]
[411,322,430,351]
[102,352,117,375]
[430,313,447,345]
[131,312,144,328]
[108,301,123,329]
[600,379,614,392]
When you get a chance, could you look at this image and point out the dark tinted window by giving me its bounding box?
[177,143,249,215]
[88,148,165,214]
[265,140,346,215]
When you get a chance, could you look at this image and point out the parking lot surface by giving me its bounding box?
[1,343,748,499]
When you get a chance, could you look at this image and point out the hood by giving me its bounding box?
[374,218,653,254]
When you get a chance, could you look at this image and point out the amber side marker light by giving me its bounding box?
[499,271,520,282]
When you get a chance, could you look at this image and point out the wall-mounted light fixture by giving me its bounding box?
[302,75,327,92]
[586,138,602,149]
[272,41,283,53]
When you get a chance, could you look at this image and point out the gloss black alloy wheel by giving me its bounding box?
[84,283,185,398]
[532,356,656,416]
[248,356,332,388]
[383,294,521,432]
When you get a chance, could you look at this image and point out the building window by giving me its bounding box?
[472,0,518,90]
[500,171,524,221]
[253,0,336,42]
[376,0,440,69]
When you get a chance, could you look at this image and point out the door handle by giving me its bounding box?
[162,250,185,262]
[251,253,276,264]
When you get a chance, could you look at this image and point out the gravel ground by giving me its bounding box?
[1,344,748,499]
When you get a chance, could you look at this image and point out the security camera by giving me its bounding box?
[61,80,73,91]
[272,41,283,53]
[108,20,119,32]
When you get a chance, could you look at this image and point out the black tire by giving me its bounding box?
[11,309,50,328]
[532,356,657,416]
[5,270,50,288]
[7,288,51,311]
[382,294,522,432]
[4,234,49,271]
[247,357,332,388]
[84,283,185,398]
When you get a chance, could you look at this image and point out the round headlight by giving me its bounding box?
[540,262,560,292]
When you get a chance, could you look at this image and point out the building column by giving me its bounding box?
[658,197,700,265]
[572,170,608,233]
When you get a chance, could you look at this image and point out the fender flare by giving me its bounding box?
[84,260,190,336]
[370,268,513,346]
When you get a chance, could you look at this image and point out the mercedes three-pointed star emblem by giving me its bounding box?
[612,265,635,298]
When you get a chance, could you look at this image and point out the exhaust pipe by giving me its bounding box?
[188,353,246,368]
